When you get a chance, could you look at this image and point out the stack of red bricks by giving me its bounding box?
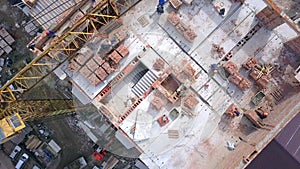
[242,57,258,70]
[167,12,197,42]
[68,45,130,86]
[224,61,252,91]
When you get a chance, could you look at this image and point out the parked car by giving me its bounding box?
[15,153,29,169]
[6,57,13,67]
[9,145,21,159]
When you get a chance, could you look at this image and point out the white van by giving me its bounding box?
[15,153,29,169]
[9,145,21,159]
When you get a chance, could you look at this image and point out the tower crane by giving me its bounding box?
[0,0,123,144]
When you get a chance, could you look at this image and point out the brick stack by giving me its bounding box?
[224,61,252,90]
[167,12,197,42]
[68,45,130,86]
[242,57,258,70]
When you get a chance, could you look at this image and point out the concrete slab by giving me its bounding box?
[45,1,300,169]
[230,27,275,65]
[105,80,132,116]
[134,110,154,141]
[198,79,219,100]
[256,35,284,64]
[191,5,257,72]
[207,88,232,115]
[138,48,168,76]
[246,0,268,12]
[227,11,257,44]
[158,1,225,54]
[139,99,214,168]
[274,23,299,42]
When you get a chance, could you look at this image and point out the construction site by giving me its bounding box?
[0,0,300,168]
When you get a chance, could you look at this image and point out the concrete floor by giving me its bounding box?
[33,117,95,169]
[33,0,299,169]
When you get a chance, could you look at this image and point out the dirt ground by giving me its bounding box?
[0,0,34,85]
[33,116,98,169]
[0,147,15,169]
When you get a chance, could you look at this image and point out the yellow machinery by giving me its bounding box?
[0,99,88,144]
[0,113,25,144]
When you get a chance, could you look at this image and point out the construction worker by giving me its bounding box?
[28,43,35,51]
[211,64,218,73]
[157,4,164,14]
[257,106,269,119]
[219,8,225,16]
[162,115,167,123]
[234,108,240,116]
[258,112,268,119]
[45,30,55,37]
[157,0,165,14]
[159,0,165,5]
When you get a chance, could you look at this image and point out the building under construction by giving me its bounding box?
[1,0,300,168]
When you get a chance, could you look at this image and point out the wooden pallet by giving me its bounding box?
[168,130,179,139]
[270,86,283,103]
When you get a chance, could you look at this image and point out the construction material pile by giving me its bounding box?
[248,64,272,89]
[68,44,129,86]
[224,61,252,90]
[167,12,197,42]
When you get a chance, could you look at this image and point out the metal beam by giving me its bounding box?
[0,99,86,121]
